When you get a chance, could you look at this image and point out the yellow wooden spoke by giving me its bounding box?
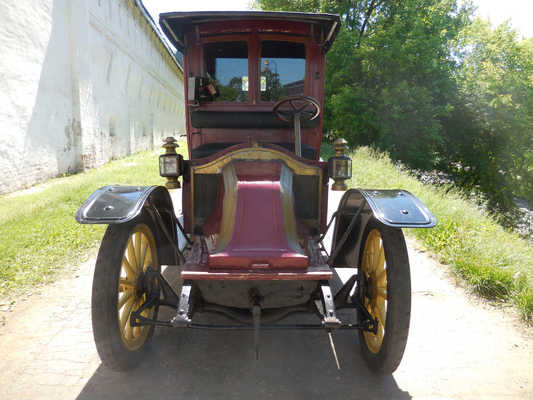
[368,250,375,272]
[376,247,385,272]
[376,301,386,325]
[373,238,382,272]
[144,250,152,269]
[377,324,385,342]
[372,234,379,255]
[365,331,379,351]
[118,291,134,310]
[376,265,387,283]
[124,318,134,340]
[139,236,148,271]
[119,277,136,288]
[122,256,135,279]
[127,238,138,273]
[376,286,387,299]
[134,232,142,268]
[120,299,135,334]
[118,283,133,293]
[369,231,379,274]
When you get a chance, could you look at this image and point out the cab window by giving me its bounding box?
[204,41,249,102]
[260,41,306,102]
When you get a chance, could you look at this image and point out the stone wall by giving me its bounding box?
[0,0,185,194]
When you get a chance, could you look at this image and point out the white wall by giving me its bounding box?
[0,0,185,194]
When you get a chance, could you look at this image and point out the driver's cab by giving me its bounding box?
[160,11,340,160]
[160,12,341,263]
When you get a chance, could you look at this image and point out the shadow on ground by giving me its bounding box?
[76,266,410,400]
[77,312,410,400]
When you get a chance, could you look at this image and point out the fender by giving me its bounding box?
[75,185,174,224]
[75,185,179,265]
[330,189,436,268]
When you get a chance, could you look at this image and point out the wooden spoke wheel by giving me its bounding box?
[361,229,388,353]
[357,219,411,374]
[91,214,160,370]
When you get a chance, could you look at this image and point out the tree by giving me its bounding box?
[444,19,533,208]
[258,0,471,168]
[257,0,533,212]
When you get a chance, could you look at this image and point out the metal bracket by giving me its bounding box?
[176,217,193,247]
[320,282,341,329]
[317,210,338,244]
[318,210,361,244]
[149,205,186,264]
[130,296,159,328]
[171,280,193,327]
[352,273,379,334]
[158,274,180,308]
[130,267,179,327]
[252,304,261,360]
[334,274,357,308]
[328,204,364,265]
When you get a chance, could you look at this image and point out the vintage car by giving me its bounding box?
[76,11,436,373]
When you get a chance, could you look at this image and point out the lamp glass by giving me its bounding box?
[159,155,179,177]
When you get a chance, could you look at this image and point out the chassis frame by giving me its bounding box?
[128,206,379,339]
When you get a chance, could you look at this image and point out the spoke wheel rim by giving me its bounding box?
[362,229,388,354]
[117,224,157,351]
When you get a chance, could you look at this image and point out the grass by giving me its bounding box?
[346,146,533,322]
[0,144,187,299]
[1,142,531,322]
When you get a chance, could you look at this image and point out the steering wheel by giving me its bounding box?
[273,96,321,123]
[273,96,321,157]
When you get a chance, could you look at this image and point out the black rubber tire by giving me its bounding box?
[357,218,411,374]
[91,214,159,371]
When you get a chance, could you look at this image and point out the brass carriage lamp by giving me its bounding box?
[328,138,352,191]
[159,136,183,189]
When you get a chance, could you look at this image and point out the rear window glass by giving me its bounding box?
[260,41,306,102]
[204,41,248,102]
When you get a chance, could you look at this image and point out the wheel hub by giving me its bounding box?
[138,266,159,300]
[135,272,144,298]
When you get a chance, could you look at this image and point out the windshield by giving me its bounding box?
[204,41,249,102]
[260,41,306,102]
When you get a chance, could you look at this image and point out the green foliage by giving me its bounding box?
[260,0,471,169]
[254,0,322,13]
[258,0,533,214]
[0,145,187,298]
[445,19,533,209]
[349,146,533,322]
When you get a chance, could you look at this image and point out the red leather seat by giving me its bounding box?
[208,161,308,269]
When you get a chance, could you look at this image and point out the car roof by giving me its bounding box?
[160,10,341,53]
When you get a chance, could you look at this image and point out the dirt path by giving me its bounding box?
[0,192,531,399]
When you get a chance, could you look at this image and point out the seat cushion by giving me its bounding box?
[208,161,308,269]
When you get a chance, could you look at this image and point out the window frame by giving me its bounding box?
[200,33,309,105]
[257,34,309,104]
[201,34,253,104]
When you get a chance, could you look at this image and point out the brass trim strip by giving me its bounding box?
[191,147,320,176]
[214,164,238,252]
[280,164,305,255]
